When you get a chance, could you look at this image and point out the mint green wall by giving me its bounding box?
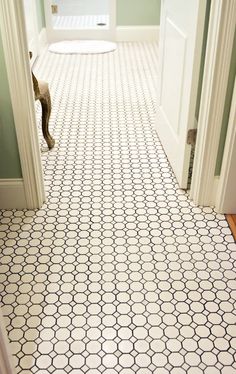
[36,0,46,31]
[0,33,22,178]
[215,30,236,175]
[195,0,211,121]
[117,0,161,26]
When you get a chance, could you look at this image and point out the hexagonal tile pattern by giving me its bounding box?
[0,42,236,374]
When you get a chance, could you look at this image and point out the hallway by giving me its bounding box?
[0,43,235,373]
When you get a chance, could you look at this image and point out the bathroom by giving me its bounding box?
[0,1,236,373]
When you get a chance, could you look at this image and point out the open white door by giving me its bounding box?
[156,0,207,188]
[23,0,39,64]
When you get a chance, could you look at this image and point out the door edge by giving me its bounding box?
[0,0,45,209]
[190,0,236,207]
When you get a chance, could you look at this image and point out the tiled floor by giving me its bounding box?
[0,43,236,374]
[52,0,109,29]
[53,15,109,30]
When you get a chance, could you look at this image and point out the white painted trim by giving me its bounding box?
[212,176,220,208]
[44,0,116,42]
[23,0,39,64]
[0,0,45,209]
[110,0,116,41]
[216,78,236,213]
[116,26,159,42]
[190,0,236,206]
[0,308,16,374]
[0,179,26,209]
[38,27,48,54]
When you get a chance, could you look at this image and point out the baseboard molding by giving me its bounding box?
[116,26,159,42]
[0,179,27,209]
[38,27,47,54]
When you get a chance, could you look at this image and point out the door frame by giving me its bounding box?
[23,0,40,64]
[44,0,116,42]
[190,0,236,207]
[215,78,236,213]
[0,0,45,209]
[0,307,16,374]
[0,1,235,210]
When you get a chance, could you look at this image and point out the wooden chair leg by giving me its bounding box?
[30,52,55,150]
[39,87,55,150]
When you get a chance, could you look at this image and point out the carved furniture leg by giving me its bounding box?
[39,82,55,150]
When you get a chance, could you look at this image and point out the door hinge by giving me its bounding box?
[51,5,58,14]
[187,129,197,146]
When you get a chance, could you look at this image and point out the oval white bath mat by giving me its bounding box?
[49,40,117,55]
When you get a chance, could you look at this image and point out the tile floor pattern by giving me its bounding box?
[53,15,109,30]
[0,43,236,374]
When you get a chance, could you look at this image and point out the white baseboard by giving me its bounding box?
[116,26,159,42]
[0,179,27,209]
[38,28,47,54]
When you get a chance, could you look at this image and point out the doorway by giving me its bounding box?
[44,0,116,42]
[1,1,236,373]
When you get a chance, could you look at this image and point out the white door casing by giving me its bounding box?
[216,78,236,213]
[0,307,16,374]
[190,0,236,208]
[44,0,116,42]
[23,0,39,64]
[156,0,206,189]
[0,0,45,209]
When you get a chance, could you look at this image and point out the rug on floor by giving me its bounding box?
[49,40,117,54]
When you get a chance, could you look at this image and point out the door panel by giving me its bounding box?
[156,0,207,188]
[161,18,186,136]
